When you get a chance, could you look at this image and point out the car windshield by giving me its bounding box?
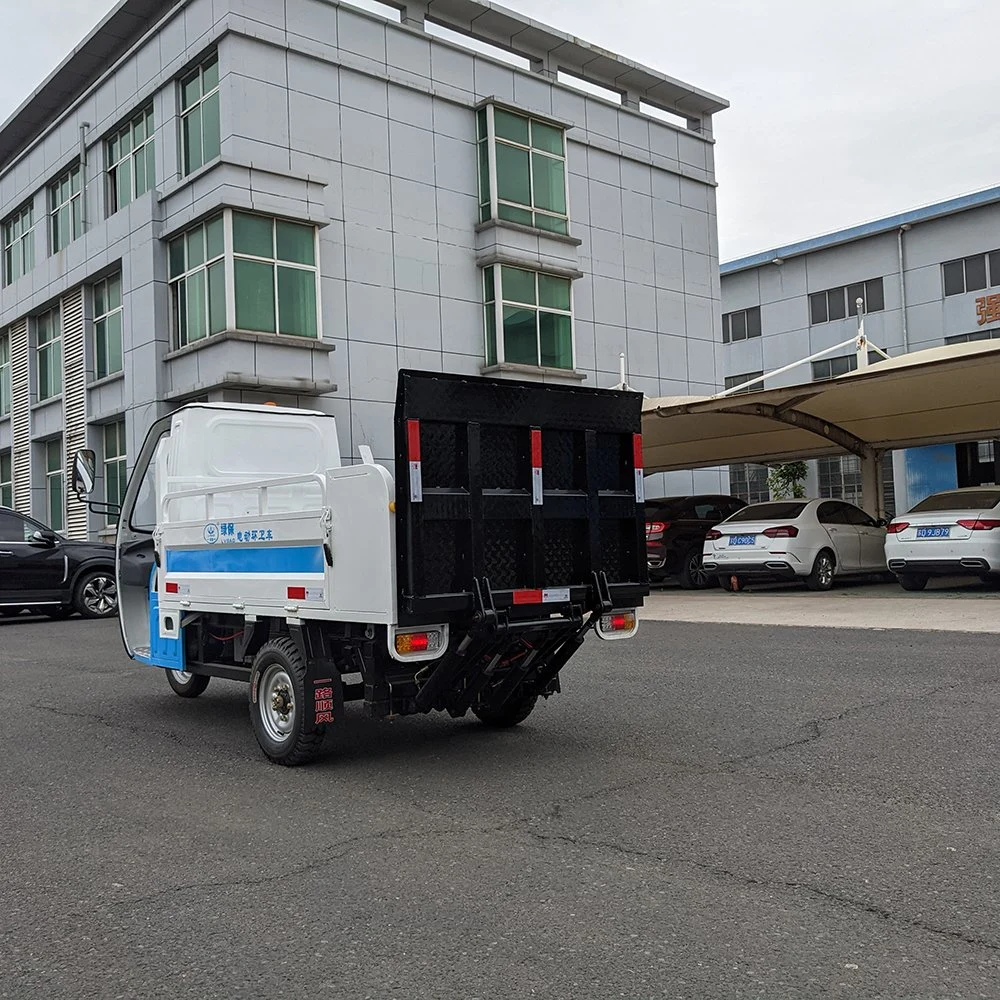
[644,498,687,519]
[726,501,808,522]
[909,489,1000,513]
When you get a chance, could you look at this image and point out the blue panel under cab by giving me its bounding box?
[147,586,185,671]
[165,545,325,575]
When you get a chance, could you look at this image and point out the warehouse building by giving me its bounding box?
[0,0,727,539]
[720,187,1000,513]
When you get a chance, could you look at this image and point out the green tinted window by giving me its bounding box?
[233,213,273,257]
[235,259,276,333]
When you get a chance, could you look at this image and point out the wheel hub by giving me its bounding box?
[271,684,293,718]
[259,665,296,743]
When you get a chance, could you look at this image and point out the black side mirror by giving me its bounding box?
[30,529,58,547]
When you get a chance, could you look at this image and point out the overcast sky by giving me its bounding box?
[4,0,999,260]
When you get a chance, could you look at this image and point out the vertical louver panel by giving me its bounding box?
[10,319,30,515]
[62,288,89,540]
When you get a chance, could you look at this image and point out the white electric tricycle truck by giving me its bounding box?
[74,371,649,765]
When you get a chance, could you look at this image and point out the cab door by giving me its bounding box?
[0,511,66,605]
[116,415,172,657]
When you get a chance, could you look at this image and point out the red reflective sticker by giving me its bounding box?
[633,433,644,470]
[531,428,543,469]
[513,589,544,605]
[407,419,421,462]
[287,586,306,600]
[165,582,179,594]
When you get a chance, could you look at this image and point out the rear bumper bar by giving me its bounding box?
[887,557,994,575]
[703,560,799,580]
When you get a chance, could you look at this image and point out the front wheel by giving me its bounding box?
[74,569,118,619]
[897,573,929,592]
[806,550,836,591]
[249,637,327,766]
[165,669,211,697]
[679,548,715,590]
[473,690,538,728]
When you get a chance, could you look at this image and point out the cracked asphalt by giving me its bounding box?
[2,616,1000,999]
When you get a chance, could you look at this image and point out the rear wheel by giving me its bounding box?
[74,569,118,619]
[806,550,836,592]
[897,573,929,592]
[249,637,327,766]
[473,690,538,728]
[165,669,211,698]
[679,548,714,590]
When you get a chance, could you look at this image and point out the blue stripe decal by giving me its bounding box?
[166,545,325,575]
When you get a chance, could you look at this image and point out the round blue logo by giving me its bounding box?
[203,523,220,544]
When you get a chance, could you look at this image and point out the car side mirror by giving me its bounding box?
[30,529,58,547]
[72,449,97,498]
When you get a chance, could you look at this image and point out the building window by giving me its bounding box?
[49,164,82,252]
[943,251,1000,297]
[812,355,857,381]
[722,306,761,344]
[3,202,34,285]
[107,106,155,213]
[477,105,568,235]
[180,53,220,176]
[945,329,1000,345]
[729,463,769,505]
[483,265,573,370]
[94,274,124,379]
[37,309,62,401]
[232,212,318,337]
[45,439,64,531]
[724,371,764,394]
[0,332,9,416]
[103,420,127,525]
[809,278,884,324]
[169,214,226,347]
[0,451,11,508]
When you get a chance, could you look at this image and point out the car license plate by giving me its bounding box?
[729,535,756,546]
[916,526,950,538]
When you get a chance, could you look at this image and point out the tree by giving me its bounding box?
[767,461,808,500]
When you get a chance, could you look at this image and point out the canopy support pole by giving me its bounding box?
[861,450,884,518]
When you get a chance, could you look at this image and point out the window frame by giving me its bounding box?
[36,308,62,402]
[179,52,221,176]
[0,331,10,417]
[44,438,64,532]
[3,202,34,286]
[724,371,764,394]
[93,273,124,380]
[942,251,1000,297]
[49,164,82,253]
[476,104,570,236]
[102,420,127,526]
[483,263,575,371]
[0,451,11,508]
[722,306,761,344]
[809,277,884,324]
[106,105,156,214]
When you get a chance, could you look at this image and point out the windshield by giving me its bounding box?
[726,501,808,522]
[644,497,687,519]
[910,489,1000,513]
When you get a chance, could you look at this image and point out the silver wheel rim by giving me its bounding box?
[818,555,833,587]
[260,664,296,744]
[688,552,709,587]
[173,670,193,684]
[83,575,117,615]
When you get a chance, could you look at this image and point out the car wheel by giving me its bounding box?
[165,669,211,698]
[806,550,836,592]
[679,548,715,590]
[897,573,929,592]
[74,569,118,619]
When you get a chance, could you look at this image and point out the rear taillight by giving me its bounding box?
[395,630,442,655]
[762,525,799,538]
[600,611,636,633]
[886,521,909,534]
[645,521,669,535]
[957,518,1000,531]
[705,529,723,540]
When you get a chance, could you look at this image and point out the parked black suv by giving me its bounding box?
[0,507,118,619]
[646,494,747,588]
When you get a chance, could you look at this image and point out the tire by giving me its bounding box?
[249,637,327,766]
[73,569,118,619]
[679,548,715,590]
[473,689,538,728]
[806,550,836,592]
[44,606,74,620]
[718,574,740,592]
[165,669,211,698]
[897,573,929,592]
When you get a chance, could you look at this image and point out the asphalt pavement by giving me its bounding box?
[2,615,1000,999]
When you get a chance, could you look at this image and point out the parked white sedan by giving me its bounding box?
[703,498,888,591]
[885,487,1000,590]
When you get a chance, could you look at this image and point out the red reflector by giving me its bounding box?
[406,419,421,462]
[165,582,179,594]
[705,529,723,540]
[633,433,644,470]
[531,428,543,468]
[513,589,544,605]
[958,518,1000,530]
[886,521,909,534]
[287,586,306,600]
[763,525,799,538]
